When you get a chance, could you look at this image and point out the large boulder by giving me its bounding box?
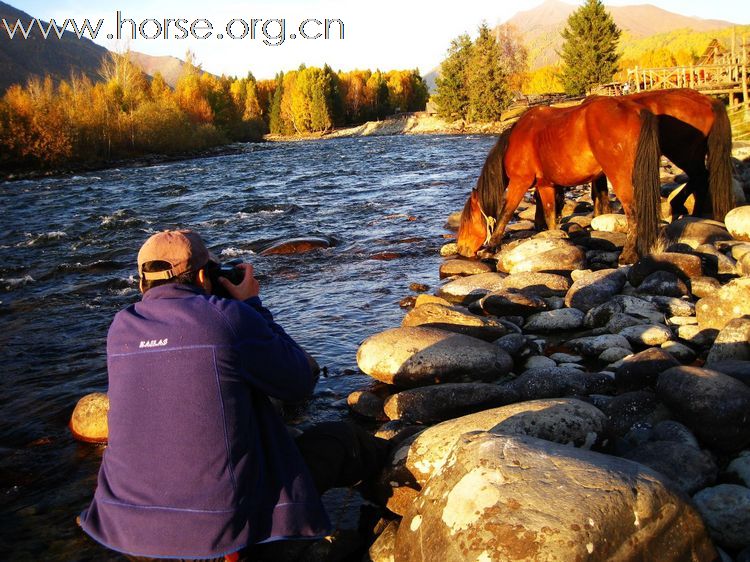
[403,398,607,486]
[725,205,750,242]
[696,278,750,331]
[395,432,716,562]
[664,217,733,249]
[357,327,513,388]
[383,383,519,424]
[705,316,750,365]
[564,268,627,312]
[656,366,750,452]
[70,392,109,443]
[436,272,507,304]
[401,302,507,342]
[500,238,585,274]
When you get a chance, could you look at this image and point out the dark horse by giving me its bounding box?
[534,89,734,230]
[457,96,661,264]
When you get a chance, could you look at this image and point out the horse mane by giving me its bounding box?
[475,125,513,219]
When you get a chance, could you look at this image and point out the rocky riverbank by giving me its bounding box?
[349,156,750,560]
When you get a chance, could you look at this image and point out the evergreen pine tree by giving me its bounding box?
[465,23,512,123]
[558,0,621,95]
[434,34,472,121]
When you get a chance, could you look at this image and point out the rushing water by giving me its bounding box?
[0,134,497,560]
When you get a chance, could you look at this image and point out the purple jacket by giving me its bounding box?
[80,283,330,558]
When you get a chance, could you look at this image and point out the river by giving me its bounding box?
[0,134,497,560]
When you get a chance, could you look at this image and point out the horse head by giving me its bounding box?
[457,189,495,257]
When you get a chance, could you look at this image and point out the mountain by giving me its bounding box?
[0,0,108,91]
[507,0,735,68]
[127,52,190,88]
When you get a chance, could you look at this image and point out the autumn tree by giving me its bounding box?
[495,23,529,93]
[434,34,472,121]
[558,0,621,95]
[465,23,512,122]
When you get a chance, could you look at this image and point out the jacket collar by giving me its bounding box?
[141,283,207,301]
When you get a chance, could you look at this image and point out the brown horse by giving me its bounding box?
[534,89,734,230]
[457,96,661,263]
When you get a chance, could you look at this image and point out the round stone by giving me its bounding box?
[70,392,109,443]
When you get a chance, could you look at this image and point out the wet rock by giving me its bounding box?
[567,334,632,357]
[493,333,527,358]
[728,451,750,487]
[599,347,633,365]
[600,391,668,437]
[499,238,585,274]
[622,441,717,495]
[395,432,716,562]
[564,268,627,312]
[383,383,519,424]
[399,296,417,308]
[259,236,331,255]
[705,316,750,365]
[401,302,507,342]
[511,367,615,400]
[368,519,399,562]
[664,217,732,249]
[70,392,109,443]
[693,484,750,551]
[651,420,700,449]
[615,348,680,391]
[656,366,750,452]
[696,278,750,331]
[439,242,458,257]
[661,340,696,363]
[690,276,723,299]
[438,258,493,279]
[409,282,429,293]
[636,271,689,297]
[347,390,385,420]
[404,398,608,486]
[618,324,673,347]
[629,253,704,286]
[725,205,750,242]
[493,272,571,297]
[357,327,513,388]
[522,355,556,370]
[584,295,665,328]
[522,308,585,333]
[436,272,507,304]
[707,360,750,386]
[591,212,628,233]
[478,289,547,317]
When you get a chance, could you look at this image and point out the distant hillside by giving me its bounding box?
[128,52,189,88]
[0,0,107,91]
[508,0,735,68]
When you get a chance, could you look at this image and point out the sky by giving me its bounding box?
[14,0,750,79]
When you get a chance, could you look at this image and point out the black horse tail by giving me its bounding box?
[476,126,512,219]
[708,99,735,221]
[633,109,661,257]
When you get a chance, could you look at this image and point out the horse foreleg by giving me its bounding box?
[591,175,611,216]
[535,183,559,230]
[486,178,533,250]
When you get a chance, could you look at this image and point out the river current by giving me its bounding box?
[0,134,497,559]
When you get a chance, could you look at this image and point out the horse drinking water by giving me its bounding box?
[457,96,661,264]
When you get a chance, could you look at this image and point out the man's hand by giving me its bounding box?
[219,263,260,300]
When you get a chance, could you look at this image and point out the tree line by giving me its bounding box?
[0,54,427,171]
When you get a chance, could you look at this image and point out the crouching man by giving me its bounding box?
[79,230,387,560]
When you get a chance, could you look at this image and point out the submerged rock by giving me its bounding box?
[259,236,332,255]
[356,327,512,388]
[70,393,109,443]
[395,432,716,562]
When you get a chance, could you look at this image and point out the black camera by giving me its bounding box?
[207,259,244,298]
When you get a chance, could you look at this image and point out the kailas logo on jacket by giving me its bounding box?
[139,338,168,348]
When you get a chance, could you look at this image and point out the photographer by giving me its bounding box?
[79,229,387,561]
